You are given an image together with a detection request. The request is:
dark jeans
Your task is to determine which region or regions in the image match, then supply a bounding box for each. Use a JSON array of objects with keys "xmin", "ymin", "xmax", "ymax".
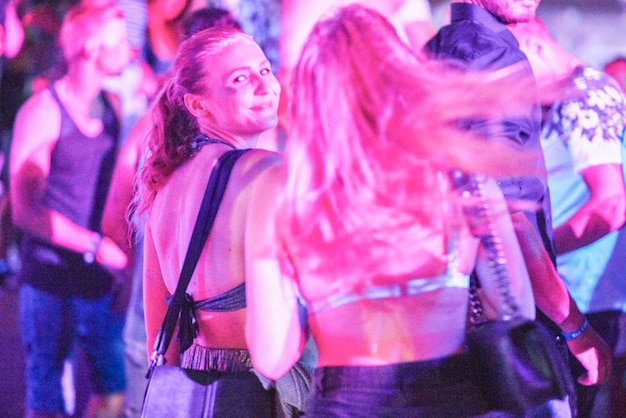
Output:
[
  {"xmin": 19, "ymin": 284, "xmax": 125, "ymax": 414},
  {"xmin": 305, "ymin": 354, "xmax": 489, "ymax": 417}
]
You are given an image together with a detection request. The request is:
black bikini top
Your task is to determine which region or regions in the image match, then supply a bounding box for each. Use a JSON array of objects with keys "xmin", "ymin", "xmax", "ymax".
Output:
[{"xmin": 187, "ymin": 282, "xmax": 246, "ymax": 313}]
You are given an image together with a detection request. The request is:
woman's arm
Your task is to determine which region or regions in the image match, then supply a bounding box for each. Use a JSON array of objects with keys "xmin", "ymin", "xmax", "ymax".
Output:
[
  {"xmin": 143, "ymin": 221, "xmax": 180, "ymax": 365},
  {"xmin": 245, "ymin": 166, "xmax": 306, "ymax": 380}
]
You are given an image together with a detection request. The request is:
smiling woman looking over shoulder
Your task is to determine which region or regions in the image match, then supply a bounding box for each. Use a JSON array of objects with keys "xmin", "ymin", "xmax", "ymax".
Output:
[{"xmin": 136, "ymin": 27, "xmax": 282, "ymax": 416}]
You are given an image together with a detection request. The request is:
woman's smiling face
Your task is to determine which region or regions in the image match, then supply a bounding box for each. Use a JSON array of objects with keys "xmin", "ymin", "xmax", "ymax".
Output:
[{"xmin": 198, "ymin": 39, "xmax": 280, "ymax": 139}]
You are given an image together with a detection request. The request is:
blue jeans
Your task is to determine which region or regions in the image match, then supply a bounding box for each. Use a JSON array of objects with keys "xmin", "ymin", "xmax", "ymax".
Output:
[
  {"xmin": 123, "ymin": 237, "xmax": 148, "ymax": 418},
  {"xmin": 19, "ymin": 284, "xmax": 126, "ymax": 413},
  {"xmin": 305, "ymin": 354, "xmax": 489, "ymax": 417}
]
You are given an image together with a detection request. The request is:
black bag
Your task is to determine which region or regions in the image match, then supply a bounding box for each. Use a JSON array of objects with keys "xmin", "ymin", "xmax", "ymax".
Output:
[
  {"xmin": 452, "ymin": 171, "xmax": 571, "ymax": 414},
  {"xmin": 466, "ymin": 317, "xmax": 570, "ymax": 413},
  {"xmin": 141, "ymin": 150, "xmax": 277, "ymax": 418},
  {"xmin": 142, "ymin": 366, "xmax": 276, "ymax": 417}
]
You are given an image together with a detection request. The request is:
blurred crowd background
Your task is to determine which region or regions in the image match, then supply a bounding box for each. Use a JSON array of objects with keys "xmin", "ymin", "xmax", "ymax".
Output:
[
  {"xmin": 2, "ymin": 0, "xmax": 626, "ymax": 163},
  {"xmin": 2, "ymin": 0, "xmax": 626, "ymax": 417}
]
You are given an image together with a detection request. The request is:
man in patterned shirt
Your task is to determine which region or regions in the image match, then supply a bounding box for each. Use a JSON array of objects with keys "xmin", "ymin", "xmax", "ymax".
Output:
[{"xmin": 511, "ymin": 17, "xmax": 626, "ymax": 418}]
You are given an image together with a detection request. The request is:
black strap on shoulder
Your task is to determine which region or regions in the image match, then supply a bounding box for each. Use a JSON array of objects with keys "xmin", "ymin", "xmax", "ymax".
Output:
[{"xmin": 150, "ymin": 149, "xmax": 250, "ymax": 368}]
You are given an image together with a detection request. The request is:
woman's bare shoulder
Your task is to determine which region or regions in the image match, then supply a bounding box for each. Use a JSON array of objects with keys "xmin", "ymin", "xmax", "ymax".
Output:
[{"xmin": 241, "ymin": 148, "xmax": 284, "ymax": 169}]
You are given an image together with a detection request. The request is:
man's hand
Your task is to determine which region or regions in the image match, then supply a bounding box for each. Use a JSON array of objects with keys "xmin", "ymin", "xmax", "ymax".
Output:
[
  {"xmin": 97, "ymin": 236, "xmax": 128, "ymax": 270},
  {"xmin": 566, "ymin": 324, "xmax": 612, "ymax": 385}
]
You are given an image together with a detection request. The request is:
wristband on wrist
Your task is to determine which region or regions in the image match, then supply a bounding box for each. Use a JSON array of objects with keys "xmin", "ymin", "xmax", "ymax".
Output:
[
  {"xmin": 561, "ymin": 317, "xmax": 589, "ymax": 341},
  {"xmin": 83, "ymin": 232, "xmax": 102, "ymax": 264}
]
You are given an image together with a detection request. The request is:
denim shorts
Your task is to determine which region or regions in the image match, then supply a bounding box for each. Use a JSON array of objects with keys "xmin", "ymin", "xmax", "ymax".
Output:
[
  {"xmin": 19, "ymin": 284, "xmax": 126, "ymax": 413},
  {"xmin": 305, "ymin": 353, "xmax": 490, "ymax": 417}
]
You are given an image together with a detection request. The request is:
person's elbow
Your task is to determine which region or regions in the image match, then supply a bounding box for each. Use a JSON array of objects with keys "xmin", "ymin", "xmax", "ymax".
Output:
[
  {"xmin": 250, "ymin": 351, "xmax": 296, "ymax": 381},
  {"xmin": 9, "ymin": 191, "xmax": 40, "ymax": 233},
  {"xmin": 601, "ymin": 191, "xmax": 626, "ymax": 231},
  {"xmin": 248, "ymin": 342, "xmax": 300, "ymax": 380},
  {"xmin": 246, "ymin": 322, "xmax": 303, "ymax": 380}
]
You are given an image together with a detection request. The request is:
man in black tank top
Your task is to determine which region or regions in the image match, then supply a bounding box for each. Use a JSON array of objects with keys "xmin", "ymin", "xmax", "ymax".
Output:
[{"xmin": 9, "ymin": 4, "xmax": 132, "ymax": 417}]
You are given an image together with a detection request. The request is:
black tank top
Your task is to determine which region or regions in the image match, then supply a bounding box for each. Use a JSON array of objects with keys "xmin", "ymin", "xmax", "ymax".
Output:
[
  {"xmin": 44, "ymin": 86, "xmax": 119, "ymax": 229},
  {"xmin": 19, "ymin": 85, "xmax": 120, "ymax": 298}
]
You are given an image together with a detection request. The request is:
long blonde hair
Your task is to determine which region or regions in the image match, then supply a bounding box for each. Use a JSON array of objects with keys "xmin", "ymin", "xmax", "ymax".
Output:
[{"xmin": 280, "ymin": 4, "xmax": 540, "ymax": 286}]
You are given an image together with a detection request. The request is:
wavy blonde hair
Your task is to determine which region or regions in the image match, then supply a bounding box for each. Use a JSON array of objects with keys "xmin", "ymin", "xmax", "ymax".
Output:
[
  {"xmin": 135, "ymin": 28, "xmax": 251, "ymax": 215},
  {"xmin": 280, "ymin": 4, "xmax": 541, "ymax": 285}
]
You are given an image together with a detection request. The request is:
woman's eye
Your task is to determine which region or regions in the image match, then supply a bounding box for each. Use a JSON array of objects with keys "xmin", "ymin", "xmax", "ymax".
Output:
[
  {"xmin": 260, "ymin": 68, "xmax": 271, "ymax": 76},
  {"xmin": 234, "ymin": 75, "xmax": 247, "ymax": 83}
]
